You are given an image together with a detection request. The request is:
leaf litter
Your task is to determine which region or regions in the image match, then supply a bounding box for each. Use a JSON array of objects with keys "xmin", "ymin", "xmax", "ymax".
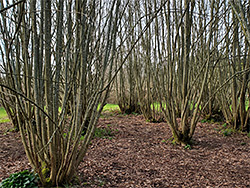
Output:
[{"xmin": 0, "ymin": 113, "xmax": 250, "ymax": 187}]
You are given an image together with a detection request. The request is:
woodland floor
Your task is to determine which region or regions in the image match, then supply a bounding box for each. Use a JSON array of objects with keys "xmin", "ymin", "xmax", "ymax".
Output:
[{"xmin": 0, "ymin": 112, "xmax": 250, "ymax": 187}]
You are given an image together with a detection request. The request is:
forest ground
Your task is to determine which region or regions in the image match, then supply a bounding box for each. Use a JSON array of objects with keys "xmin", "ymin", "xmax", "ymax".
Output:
[{"xmin": 0, "ymin": 111, "xmax": 250, "ymax": 187}]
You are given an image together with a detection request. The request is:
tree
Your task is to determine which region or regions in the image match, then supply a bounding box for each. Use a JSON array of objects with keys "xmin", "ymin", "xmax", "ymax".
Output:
[
  {"xmin": 154, "ymin": 0, "xmax": 223, "ymax": 145},
  {"xmin": 1, "ymin": 0, "xmax": 250, "ymax": 186},
  {"xmin": 0, "ymin": 0, "xmax": 122, "ymax": 186},
  {"xmin": 0, "ymin": 0, "xmax": 26, "ymax": 131},
  {"xmin": 0, "ymin": 0, "xmax": 167, "ymax": 186},
  {"xmin": 115, "ymin": 0, "xmax": 141, "ymax": 114},
  {"xmin": 227, "ymin": 0, "xmax": 250, "ymax": 131}
]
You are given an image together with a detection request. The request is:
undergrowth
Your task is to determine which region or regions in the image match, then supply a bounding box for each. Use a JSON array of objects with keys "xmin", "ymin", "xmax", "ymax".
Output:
[
  {"xmin": 0, "ymin": 170, "xmax": 38, "ymax": 188},
  {"xmin": 94, "ymin": 125, "xmax": 118, "ymax": 139},
  {"xmin": 214, "ymin": 123, "xmax": 234, "ymax": 137}
]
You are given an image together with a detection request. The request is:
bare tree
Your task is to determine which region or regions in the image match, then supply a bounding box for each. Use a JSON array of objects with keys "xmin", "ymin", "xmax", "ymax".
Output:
[
  {"xmin": 228, "ymin": 0, "xmax": 250, "ymax": 131},
  {"xmin": 0, "ymin": 0, "xmax": 123, "ymax": 186},
  {"xmin": 154, "ymin": 0, "xmax": 223, "ymax": 145},
  {"xmin": 0, "ymin": 0, "xmax": 167, "ymax": 186},
  {"xmin": 115, "ymin": 1, "xmax": 141, "ymax": 114}
]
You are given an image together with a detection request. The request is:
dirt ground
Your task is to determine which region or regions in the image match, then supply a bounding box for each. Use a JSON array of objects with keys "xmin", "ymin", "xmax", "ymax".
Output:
[{"xmin": 0, "ymin": 113, "xmax": 250, "ymax": 187}]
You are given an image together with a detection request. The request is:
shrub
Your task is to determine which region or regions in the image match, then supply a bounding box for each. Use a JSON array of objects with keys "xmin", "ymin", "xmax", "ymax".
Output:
[{"xmin": 0, "ymin": 170, "xmax": 38, "ymax": 188}]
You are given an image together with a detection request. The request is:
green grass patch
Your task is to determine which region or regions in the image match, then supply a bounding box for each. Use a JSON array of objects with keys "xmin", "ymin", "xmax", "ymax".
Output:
[
  {"xmin": 153, "ymin": 101, "xmax": 200, "ymax": 111},
  {"xmin": 148, "ymin": 103, "xmax": 166, "ymax": 113},
  {"xmin": 0, "ymin": 107, "xmax": 9, "ymax": 123},
  {"xmin": 0, "ymin": 119, "xmax": 10, "ymax": 123},
  {"xmin": 103, "ymin": 104, "xmax": 119, "ymax": 111},
  {"xmin": 151, "ymin": 102, "xmax": 201, "ymax": 112},
  {"xmin": 151, "ymin": 102, "xmax": 162, "ymax": 109},
  {"xmin": 246, "ymin": 100, "xmax": 249, "ymax": 110},
  {"xmin": 98, "ymin": 103, "xmax": 120, "ymax": 112},
  {"xmin": 190, "ymin": 102, "xmax": 201, "ymax": 111},
  {"xmin": 0, "ymin": 104, "xmax": 121, "ymax": 123},
  {"xmin": 0, "ymin": 107, "xmax": 8, "ymax": 118},
  {"xmin": 229, "ymin": 100, "xmax": 250, "ymax": 111}
]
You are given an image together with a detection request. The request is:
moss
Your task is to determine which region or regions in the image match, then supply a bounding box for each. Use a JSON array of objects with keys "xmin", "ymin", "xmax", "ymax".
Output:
[
  {"xmin": 171, "ymin": 133, "xmax": 192, "ymax": 146},
  {"xmin": 41, "ymin": 167, "xmax": 49, "ymax": 176},
  {"xmin": 45, "ymin": 177, "xmax": 51, "ymax": 183},
  {"xmin": 40, "ymin": 162, "xmax": 51, "ymax": 184}
]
